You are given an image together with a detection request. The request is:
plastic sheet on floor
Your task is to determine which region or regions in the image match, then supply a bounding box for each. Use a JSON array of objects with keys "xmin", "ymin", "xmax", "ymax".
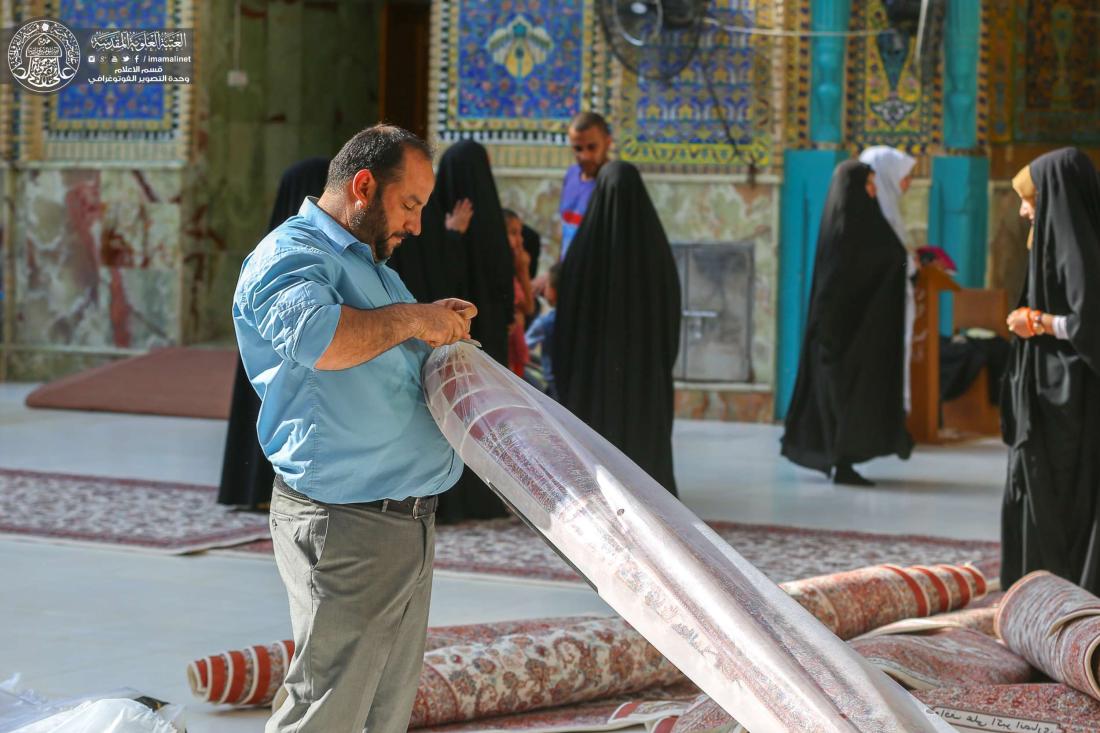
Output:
[{"xmin": 0, "ymin": 677, "xmax": 184, "ymax": 733}]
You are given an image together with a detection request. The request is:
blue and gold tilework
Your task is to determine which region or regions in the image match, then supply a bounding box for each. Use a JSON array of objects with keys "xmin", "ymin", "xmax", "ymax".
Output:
[
  {"xmin": 615, "ymin": 0, "xmax": 773, "ymax": 170},
  {"xmin": 433, "ymin": 0, "xmax": 606, "ymax": 166},
  {"xmin": 53, "ymin": 0, "xmax": 168, "ymax": 126},
  {"xmin": 844, "ymin": 0, "xmax": 942, "ymax": 154},
  {"xmin": 18, "ymin": 0, "xmax": 192, "ymax": 162}
]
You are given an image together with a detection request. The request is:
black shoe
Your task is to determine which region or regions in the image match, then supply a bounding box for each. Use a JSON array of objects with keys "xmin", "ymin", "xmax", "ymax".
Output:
[{"xmin": 833, "ymin": 464, "xmax": 875, "ymax": 486}]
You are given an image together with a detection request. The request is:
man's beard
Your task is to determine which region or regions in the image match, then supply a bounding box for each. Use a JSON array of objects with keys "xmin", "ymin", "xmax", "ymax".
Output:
[{"xmin": 350, "ymin": 188, "xmax": 404, "ymax": 260}]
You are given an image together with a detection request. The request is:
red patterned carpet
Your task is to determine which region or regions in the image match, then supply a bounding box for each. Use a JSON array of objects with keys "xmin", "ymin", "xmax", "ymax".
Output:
[
  {"xmin": 0, "ymin": 468, "xmax": 270, "ymax": 554},
  {"xmin": 226, "ymin": 517, "xmax": 1000, "ymax": 586}
]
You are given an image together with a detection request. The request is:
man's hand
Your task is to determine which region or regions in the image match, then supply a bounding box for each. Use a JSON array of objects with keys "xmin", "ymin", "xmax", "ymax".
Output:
[
  {"xmin": 1006, "ymin": 307, "xmax": 1034, "ymax": 339},
  {"xmin": 445, "ymin": 199, "xmax": 474, "ymax": 235},
  {"xmin": 416, "ymin": 299, "xmax": 477, "ymax": 348},
  {"xmin": 434, "ymin": 298, "xmax": 478, "ymax": 321}
]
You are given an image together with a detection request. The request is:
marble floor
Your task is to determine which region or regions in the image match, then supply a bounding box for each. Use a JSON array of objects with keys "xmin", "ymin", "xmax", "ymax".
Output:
[{"xmin": 0, "ymin": 382, "xmax": 1006, "ymax": 732}]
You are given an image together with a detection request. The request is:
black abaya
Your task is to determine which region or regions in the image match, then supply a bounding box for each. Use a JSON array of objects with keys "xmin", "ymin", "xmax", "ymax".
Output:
[
  {"xmin": 431, "ymin": 140, "xmax": 514, "ymax": 366},
  {"xmin": 218, "ymin": 157, "xmax": 329, "ymax": 508},
  {"xmin": 387, "ymin": 196, "xmax": 467, "ymax": 304},
  {"xmin": 781, "ymin": 160, "xmax": 912, "ymax": 474},
  {"xmin": 521, "ymin": 223, "xmax": 542, "ymax": 326},
  {"xmin": 521, "ymin": 224, "xmax": 540, "ymax": 279},
  {"xmin": 552, "ymin": 161, "xmax": 682, "ymax": 495},
  {"xmin": 1000, "ymin": 147, "xmax": 1100, "ymax": 593}
]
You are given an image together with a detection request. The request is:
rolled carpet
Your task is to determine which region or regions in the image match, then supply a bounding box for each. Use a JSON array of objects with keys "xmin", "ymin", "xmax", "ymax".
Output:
[
  {"xmin": 780, "ymin": 563, "xmax": 988, "ymax": 640},
  {"xmin": 996, "ymin": 570, "xmax": 1100, "ymax": 701},
  {"xmin": 191, "ymin": 563, "xmax": 987, "ymax": 723},
  {"xmin": 188, "ymin": 616, "xmax": 602, "ymax": 708},
  {"xmin": 188, "ymin": 639, "xmax": 293, "ymax": 708},
  {"xmin": 409, "ymin": 617, "xmax": 684, "ymax": 727},
  {"xmin": 189, "ymin": 615, "xmax": 684, "ymax": 727},
  {"xmin": 853, "ymin": 606, "xmax": 998, "ymax": 639}
]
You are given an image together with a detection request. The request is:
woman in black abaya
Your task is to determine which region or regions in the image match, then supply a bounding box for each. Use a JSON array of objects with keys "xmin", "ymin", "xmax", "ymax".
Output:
[
  {"xmin": 430, "ymin": 139, "xmax": 515, "ymax": 366},
  {"xmin": 780, "ymin": 160, "xmax": 912, "ymax": 486},
  {"xmin": 1000, "ymin": 148, "xmax": 1100, "ymax": 593},
  {"xmin": 218, "ymin": 157, "xmax": 329, "ymax": 508},
  {"xmin": 386, "ymin": 191, "xmax": 468, "ymax": 303},
  {"xmin": 553, "ymin": 161, "xmax": 682, "ymax": 495}
]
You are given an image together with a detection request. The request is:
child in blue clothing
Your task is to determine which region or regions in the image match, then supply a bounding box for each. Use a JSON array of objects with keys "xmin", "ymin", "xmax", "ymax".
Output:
[{"xmin": 525, "ymin": 262, "xmax": 562, "ymax": 399}]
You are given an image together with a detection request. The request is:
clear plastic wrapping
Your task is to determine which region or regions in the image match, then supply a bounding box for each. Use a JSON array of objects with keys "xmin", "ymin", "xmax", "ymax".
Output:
[{"xmin": 423, "ymin": 343, "xmax": 954, "ymax": 732}]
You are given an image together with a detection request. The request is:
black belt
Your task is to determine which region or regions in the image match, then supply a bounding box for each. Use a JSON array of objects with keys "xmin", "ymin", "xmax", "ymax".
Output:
[
  {"xmin": 274, "ymin": 476, "xmax": 437, "ymax": 519},
  {"xmin": 361, "ymin": 495, "xmax": 438, "ymax": 519}
]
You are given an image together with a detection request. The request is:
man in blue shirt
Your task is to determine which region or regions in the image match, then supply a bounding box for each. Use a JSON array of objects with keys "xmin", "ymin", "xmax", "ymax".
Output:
[
  {"xmin": 558, "ymin": 111, "xmax": 612, "ymax": 260},
  {"xmin": 234, "ymin": 124, "xmax": 474, "ymax": 733}
]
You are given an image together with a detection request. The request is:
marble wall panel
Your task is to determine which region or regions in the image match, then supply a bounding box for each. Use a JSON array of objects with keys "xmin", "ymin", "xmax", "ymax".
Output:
[
  {"xmin": 675, "ymin": 389, "xmax": 775, "ymax": 423},
  {"xmin": 899, "ymin": 179, "xmax": 931, "ymax": 248},
  {"xmin": 14, "ymin": 169, "xmax": 178, "ymax": 351},
  {"xmin": 5, "ymin": 350, "xmax": 123, "ymax": 383},
  {"xmin": 647, "ymin": 179, "xmax": 776, "ymax": 386}
]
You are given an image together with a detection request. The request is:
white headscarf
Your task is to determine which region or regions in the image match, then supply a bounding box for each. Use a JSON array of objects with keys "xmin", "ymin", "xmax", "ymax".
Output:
[{"xmin": 859, "ymin": 146, "xmax": 916, "ymax": 246}]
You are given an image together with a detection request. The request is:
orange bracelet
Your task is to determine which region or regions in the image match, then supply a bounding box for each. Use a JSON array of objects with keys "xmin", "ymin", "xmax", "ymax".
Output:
[{"xmin": 1031, "ymin": 309, "xmax": 1046, "ymax": 336}]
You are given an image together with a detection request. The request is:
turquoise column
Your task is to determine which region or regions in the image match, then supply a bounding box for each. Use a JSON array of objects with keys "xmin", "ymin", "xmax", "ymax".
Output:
[
  {"xmin": 777, "ymin": 149, "xmax": 847, "ymax": 418},
  {"xmin": 929, "ymin": 0, "xmax": 988, "ymax": 334},
  {"xmin": 776, "ymin": 0, "xmax": 851, "ymax": 419},
  {"xmin": 808, "ymin": 0, "xmax": 852, "ymax": 143}
]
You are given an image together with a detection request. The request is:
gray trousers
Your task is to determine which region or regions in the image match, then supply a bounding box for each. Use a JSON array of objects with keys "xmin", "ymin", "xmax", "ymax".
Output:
[{"xmin": 266, "ymin": 482, "xmax": 435, "ymax": 733}]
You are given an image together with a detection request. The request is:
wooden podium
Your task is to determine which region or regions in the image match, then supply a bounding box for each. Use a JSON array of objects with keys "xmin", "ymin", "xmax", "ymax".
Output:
[
  {"xmin": 941, "ymin": 288, "xmax": 1009, "ymax": 437},
  {"xmin": 908, "ymin": 264, "xmax": 1010, "ymax": 444},
  {"xmin": 907, "ymin": 265, "xmax": 960, "ymax": 444}
]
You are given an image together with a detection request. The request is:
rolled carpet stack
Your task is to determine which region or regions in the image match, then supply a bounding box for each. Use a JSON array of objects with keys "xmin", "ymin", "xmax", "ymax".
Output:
[
  {"xmin": 780, "ymin": 563, "xmax": 987, "ymax": 640},
  {"xmin": 996, "ymin": 570, "xmax": 1100, "ymax": 700}
]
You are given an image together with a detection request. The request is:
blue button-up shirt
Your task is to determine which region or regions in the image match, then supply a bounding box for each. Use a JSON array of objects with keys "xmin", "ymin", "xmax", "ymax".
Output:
[{"xmin": 232, "ymin": 197, "xmax": 462, "ymax": 503}]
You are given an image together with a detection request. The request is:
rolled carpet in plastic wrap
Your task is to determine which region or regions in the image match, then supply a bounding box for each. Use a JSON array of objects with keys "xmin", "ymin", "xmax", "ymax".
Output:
[
  {"xmin": 779, "ymin": 563, "xmax": 988, "ymax": 641},
  {"xmin": 423, "ymin": 342, "xmax": 954, "ymax": 732},
  {"xmin": 996, "ymin": 570, "xmax": 1100, "ymax": 701},
  {"xmin": 188, "ymin": 616, "xmax": 605, "ymax": 708}
]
